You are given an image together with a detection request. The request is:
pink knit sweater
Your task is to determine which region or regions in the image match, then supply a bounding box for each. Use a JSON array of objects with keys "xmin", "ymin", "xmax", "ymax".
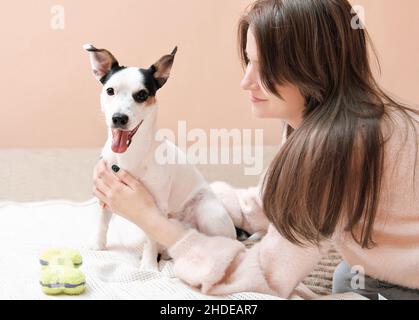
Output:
[{"xmin": 168, "ymin": 108, "xmax": 419, "ymax": 298}]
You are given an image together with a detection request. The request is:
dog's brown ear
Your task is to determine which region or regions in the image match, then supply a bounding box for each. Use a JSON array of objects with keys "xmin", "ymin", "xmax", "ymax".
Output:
[
  {"xmin": 151, "ymin": 46, "xmax": 177, "ymax": 89},
  {"xmin": 83, "ymin": 44, "xmax": 119, "ymax": 82}
]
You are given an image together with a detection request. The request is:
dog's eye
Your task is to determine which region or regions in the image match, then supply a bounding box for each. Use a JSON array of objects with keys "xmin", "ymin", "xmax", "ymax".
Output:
[
  {"xmin": 133, "ymin": 90, "xmax": 149, "ymax": 103},
  {"xmin": 106, "ymin": 88, "xmax": 115, "ymax": 96}
]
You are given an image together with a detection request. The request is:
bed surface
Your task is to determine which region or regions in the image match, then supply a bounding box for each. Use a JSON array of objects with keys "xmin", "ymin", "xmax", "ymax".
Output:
[{"xmin": 0, "ymin": 148, "xmax": 342, "ymax": 298}]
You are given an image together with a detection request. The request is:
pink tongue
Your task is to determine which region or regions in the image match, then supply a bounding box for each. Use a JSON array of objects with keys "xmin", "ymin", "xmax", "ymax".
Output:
[{"xmin": 111, "ymin": 129, "xmax": 130, "ymax": 153}]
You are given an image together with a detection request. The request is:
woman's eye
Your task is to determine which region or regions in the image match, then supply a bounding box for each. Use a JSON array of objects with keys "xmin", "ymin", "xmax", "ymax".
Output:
[
  {"xmin": 106, "ymin": 88, "xmax": 115, "ymax": 96},
  {"xmin": 133, "ymin": 90, "xmax": 149, "ymax": 103}
]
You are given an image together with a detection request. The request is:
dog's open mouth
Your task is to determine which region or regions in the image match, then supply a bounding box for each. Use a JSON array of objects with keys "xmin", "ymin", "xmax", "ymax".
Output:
[{"xmin": 111, "ymin": 120, "xmax": 143, "ymax": 154}]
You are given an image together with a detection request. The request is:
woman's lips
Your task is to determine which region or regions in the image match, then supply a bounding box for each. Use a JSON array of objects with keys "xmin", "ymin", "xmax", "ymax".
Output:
[{"xmin": 250, "ymin": 95, "xmax": 268, "ymax": 103}]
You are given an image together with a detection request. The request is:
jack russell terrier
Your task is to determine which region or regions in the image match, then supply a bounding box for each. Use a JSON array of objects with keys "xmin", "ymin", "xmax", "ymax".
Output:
[{"xmin": 84, "ymin": 44, "xmax": 237, "ymax": 271}]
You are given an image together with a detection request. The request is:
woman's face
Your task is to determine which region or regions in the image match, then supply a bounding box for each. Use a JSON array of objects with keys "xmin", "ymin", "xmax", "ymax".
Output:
[{"xmin": 240, "ymin": 29, "xmax": 305, "ymax": 129}]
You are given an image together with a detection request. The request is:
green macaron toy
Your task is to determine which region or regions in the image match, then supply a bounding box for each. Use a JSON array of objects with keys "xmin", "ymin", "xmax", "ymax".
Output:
[{"xmin": 39, "ymin": 248, "xmax": 86, "ymax": 295}]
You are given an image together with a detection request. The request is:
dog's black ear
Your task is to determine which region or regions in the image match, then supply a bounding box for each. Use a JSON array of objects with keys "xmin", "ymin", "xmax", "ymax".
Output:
[
  {"xmin": 151, "ymin": 46, "xmax": 177, "ymax": 89},
  {"xmin": 83, "ymin": 44, "xmax": 119, "ymax": 82}
]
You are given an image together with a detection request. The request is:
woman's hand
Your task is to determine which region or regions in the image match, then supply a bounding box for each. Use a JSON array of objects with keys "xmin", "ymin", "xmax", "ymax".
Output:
[
  {"xmin": 92, "ymin": 160, "xmax": 187, "ymax": 247},
  {"xmin": 93, "ymin": 160, "xmax": 157, "ymax": 225}
]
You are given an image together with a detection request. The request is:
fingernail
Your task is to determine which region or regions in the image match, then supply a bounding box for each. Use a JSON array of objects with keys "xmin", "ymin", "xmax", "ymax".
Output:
[{"xmin": 111, "ymin": 165, "xmax": 120, "ymax": 173}]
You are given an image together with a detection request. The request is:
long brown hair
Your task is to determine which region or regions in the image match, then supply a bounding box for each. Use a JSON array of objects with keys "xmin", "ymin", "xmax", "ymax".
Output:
[{"xmin": 238, "ymin": 0, "xmax": 419, "ymax": 248}]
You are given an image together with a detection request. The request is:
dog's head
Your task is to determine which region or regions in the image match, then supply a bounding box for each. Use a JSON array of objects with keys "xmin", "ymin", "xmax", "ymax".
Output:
[{"xmin": 83, "ymin": 44, "xmax": 177, "ymax": 153}]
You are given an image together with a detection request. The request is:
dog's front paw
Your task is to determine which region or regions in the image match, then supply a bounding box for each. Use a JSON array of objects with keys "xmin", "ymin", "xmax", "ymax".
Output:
[
  {"xmin": 89, "ymin": 243, "xmax": 106, "ymax": 251},
  {"xmin": 88, "ymin": 235, "xmax": 108, "ymax": 251},
  {"xmin": 139, "ymin": 259, "xmax": 159, "ymax": 272},
  {"xmin": 139, "ymin": 253, "xmax": 159, "ymax": 272}
]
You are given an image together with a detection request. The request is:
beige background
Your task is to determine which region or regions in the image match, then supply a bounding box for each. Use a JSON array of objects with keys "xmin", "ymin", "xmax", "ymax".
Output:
[
  {"xmin": 0, "ymin": 1, "xmax": 411, "ymax": 295},
  {"xmin": 0, "ymin": 0, "xmax": 418, "ymax": 148}
]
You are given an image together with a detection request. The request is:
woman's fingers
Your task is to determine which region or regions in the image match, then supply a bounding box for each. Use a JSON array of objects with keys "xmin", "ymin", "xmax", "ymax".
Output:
[
  {"xmin": 93, "ymin": 160, "xmax": 109, "ymax": 209},
  {"xmin": 93, "ymin": 159, "xmax": 104, "ymax": 179},
  {"xmin": 93, "ymin": 186, "xmax": 107, "ymax": 205},
  {"xmin": 112, "ymin": 167, "xmax": 139, "ymax": 190},
  {"xmin": 94, "ymin": 176, "xmax": 112, "ymax": 196},
  {"xmin": 99, "ymin": 164, "xmax": 122, "ymax": 187},
  {"xmin": 93, "ymin": 161, "xmax": 113, "ymax": 196}
]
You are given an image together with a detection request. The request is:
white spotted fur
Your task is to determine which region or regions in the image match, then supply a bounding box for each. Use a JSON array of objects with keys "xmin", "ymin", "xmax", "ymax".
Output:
[{"xmin": 87, "ymin": 50, "xmax": 236, "ymax": 271}]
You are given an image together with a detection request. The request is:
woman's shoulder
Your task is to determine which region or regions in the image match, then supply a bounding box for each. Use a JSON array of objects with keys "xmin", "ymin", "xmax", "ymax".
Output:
[
  {"xmin": 381, "ymin": 106, "xmax": 419, "ymax": 145},
  {"xmin": 379, "ymin": 106, "xmax": 418, "ymax": 206},
  {"xmin": 381, "ymin": 106, "xmax": 418, "ymax": 164}
]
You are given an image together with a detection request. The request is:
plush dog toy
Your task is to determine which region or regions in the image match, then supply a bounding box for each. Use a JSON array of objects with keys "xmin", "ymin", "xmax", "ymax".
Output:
[{"xmin": 39, "ymin": 249, "xmax": 86, "ymax": 295}]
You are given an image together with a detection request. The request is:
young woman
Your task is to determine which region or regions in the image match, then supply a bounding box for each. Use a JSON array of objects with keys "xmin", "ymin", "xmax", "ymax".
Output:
[{"xmin": 92, "ymin": 0, "xmax": 419, "ymax": 299}]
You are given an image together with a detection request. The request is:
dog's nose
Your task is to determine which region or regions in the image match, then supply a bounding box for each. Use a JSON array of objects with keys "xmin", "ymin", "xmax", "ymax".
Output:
[{"xmin": 112, "ymin": 113, "xmax": 129, "ymax": 127}]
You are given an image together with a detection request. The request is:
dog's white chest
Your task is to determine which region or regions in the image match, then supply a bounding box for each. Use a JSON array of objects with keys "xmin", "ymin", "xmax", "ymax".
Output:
[{"xmin": 101, "ymin": 139, "xmax": 206, "ymax": 215}]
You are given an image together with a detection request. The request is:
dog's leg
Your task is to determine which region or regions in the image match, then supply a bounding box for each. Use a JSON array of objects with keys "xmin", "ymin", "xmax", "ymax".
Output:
[
  {"xmin": 195, "ymin": 193, "xmax": 237, "ymax": 240},
  {"xmin": 90, "ymin": 203, "xmax": 113, "ymax": 250},
  {"xmin": 139, "ymin": 237, "xmax": 159, "ymax": 272}
]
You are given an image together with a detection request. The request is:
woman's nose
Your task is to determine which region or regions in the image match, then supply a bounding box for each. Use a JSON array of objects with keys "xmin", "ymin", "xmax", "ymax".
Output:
[{"xmin": 240, "ymin": 65, "xmax": 260, "ymax": 91}]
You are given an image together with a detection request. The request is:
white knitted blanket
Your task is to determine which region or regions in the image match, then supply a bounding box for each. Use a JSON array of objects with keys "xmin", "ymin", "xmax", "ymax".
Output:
[{"xmin": 0, "ymin": 198, "xmax": 282, "ymax": 300}]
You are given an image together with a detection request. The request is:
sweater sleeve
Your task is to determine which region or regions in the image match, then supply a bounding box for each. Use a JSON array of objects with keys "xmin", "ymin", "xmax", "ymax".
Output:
[
  {"xmin": 209, "ymin": 182, "xmax": 269, "ymax": 234},
  {"xmin": 168, "ymin": 224, "xmax": 331, "ymax": 298}
]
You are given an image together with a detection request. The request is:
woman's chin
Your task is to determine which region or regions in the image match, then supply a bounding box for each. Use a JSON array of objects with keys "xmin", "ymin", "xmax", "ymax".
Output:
[{"xmin": 251, "ymin": 102, "xmax": 271, "ymax": 118}]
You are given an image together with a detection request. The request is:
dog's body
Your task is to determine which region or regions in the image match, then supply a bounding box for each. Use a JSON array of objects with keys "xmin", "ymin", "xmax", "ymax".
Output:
[{"xmin": 84, "ymin": 44, "xmax": 236, "ymax": 271}]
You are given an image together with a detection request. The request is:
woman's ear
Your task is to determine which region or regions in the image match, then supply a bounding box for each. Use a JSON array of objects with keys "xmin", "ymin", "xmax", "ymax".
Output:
[
  {"xmin": 151, "ymin": 46, "xmax": 177, "ymax": 89},
  {"xmin": 83, "ymin": 43, "xmax": 119, "ymax": 82}
]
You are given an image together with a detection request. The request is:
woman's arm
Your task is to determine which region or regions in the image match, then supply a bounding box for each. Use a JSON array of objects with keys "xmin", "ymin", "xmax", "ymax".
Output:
[
  {"xmin": 210, "ymin": 181, "xmax": 269, "ymax": 234},
  {"xmin": 92, "ymin": 160, "xmax": 188, "ymax": 247},
  {"xmin": 168, "ymin": 224, "xmax": 330, "ymax": 297},
  {"xmin": 136, "ymin": 205, "xmax": 188, "ymax": 248},
  {"xmin": 93, "ymin": 160, "xmax": 330, "ymax": 298}
]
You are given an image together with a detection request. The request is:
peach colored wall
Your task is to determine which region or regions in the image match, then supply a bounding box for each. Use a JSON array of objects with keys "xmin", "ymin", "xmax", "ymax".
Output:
[{"xmin": 0, "ymin": 0, "xmax": 418, "ymax": 148}]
